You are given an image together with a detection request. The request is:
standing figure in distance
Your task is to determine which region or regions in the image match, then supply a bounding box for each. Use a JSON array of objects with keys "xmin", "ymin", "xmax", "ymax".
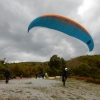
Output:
[
  {"xmin": 62, "ymin": 68, "xmax": 68, "ymax": 86},
  {"xmin": 5, "ymin": 69, "xmax": 10, "ymax": 84},
  {"xmin": 20, "ymin": 75, "xmax": 23, "ymax": 79}
]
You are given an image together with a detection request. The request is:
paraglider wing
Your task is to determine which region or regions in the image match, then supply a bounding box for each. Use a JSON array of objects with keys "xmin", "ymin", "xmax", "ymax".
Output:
[{"xmin": 28, "ymin": 14, "xmax": 94, "ymax": 51}]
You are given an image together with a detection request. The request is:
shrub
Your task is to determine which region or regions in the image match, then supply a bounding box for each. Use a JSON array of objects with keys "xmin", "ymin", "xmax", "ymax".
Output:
[
  {"xmin": 0, "ymin": 74, "xmax": 4, "ymax": 80},
  {"xmin": 89, "ymin": 67, "xmax": 100, "ymax": 79},
  {"xmin": 73, "ymin": 63, "xmax": 91, "ymax": 77}
]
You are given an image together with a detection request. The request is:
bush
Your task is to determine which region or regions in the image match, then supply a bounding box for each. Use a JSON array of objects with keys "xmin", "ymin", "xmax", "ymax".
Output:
[
  {"xmin": 0, "ymin": 74, "xmax": 4, "ymax": 80},
  {"xmin": 89, "ymin": 67, "xmax": 100, "ymax": 79},
  {"xmin": 70, "ymin": 62, "xmax": 100, "ymax": 79},
  {"xmin": 73, "ymin": 63, "xmax": 91, "ymax": 77}
]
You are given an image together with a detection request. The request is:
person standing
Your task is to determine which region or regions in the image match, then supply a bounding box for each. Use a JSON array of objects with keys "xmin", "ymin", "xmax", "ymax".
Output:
[
  {"xmin": 62, "ymin": 68, "xmax": 68, "ymax": 86},
  {"xmin": 20, "ymin": 75, "xmax": 23, "ymax": 79},
  {"xmin": 5, "ymin": 69, "xmax": 10, "ymax": 84}
]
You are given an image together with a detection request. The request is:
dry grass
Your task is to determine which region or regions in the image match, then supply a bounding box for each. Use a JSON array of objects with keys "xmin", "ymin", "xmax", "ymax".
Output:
[
  {"xmin": 0, "ymin": 97, "xmax": 21, "ymax": 100},
  {"xmin": 86, "ymin": 78, "xmax": 100, "ymax": 84},
  {"xmin": 76, "ymin": 76, "xmax": 100, "ymax": 84}
]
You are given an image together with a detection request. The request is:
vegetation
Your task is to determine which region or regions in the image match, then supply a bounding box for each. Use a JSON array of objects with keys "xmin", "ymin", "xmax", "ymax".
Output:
[
  {"xmin": 48, "ymin": 55, "xmax": 66, "ymax": 76},
  {"xmin": 0, "ymin": 54, "xmax": 100, "ymax": 84},
  {"xmin": 66, "ymin": 55, "xmax": 100, "ymax": 79}
]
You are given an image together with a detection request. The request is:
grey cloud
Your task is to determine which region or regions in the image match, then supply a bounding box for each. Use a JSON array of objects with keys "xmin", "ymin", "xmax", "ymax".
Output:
[{"xmin": 0, "ymin": 0, "xmax": 99, "ymax": 62}]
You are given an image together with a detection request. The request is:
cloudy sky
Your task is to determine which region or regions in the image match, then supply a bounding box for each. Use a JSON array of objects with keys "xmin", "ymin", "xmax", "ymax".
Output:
[{"xmin": 0, "ymin": 0, "xmax": 100, "ymax": 63}]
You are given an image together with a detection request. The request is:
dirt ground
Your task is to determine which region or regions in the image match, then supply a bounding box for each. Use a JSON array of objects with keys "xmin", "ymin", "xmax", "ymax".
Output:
[{"xmin": 0, "ymin": 77, "xmax": 100, "ymax": 100}]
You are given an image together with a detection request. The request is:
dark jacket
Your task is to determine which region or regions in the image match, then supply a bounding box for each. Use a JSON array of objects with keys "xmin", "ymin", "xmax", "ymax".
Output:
[
  {"xmin": 62, "ymin": 70, "xmax": 68, "ymax": 78},
  {"xmin": 5, "ymin": 70, "xmax": 10, "ymax": 77}
]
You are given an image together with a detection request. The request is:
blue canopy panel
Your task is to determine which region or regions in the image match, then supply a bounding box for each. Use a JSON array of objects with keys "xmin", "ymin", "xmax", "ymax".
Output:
[{"xmin": 28, "ymin": 15, "xmax": 94, "ymax": 51}]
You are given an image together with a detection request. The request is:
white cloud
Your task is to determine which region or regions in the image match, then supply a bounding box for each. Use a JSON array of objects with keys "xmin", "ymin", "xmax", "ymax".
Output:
[{"xmin": 78, "ymin": 0, "xmax": 94, "ymax": 17}]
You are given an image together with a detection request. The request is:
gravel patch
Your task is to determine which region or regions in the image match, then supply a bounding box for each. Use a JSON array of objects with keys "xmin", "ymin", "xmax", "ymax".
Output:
[{"xmin": 0, "ymin": 78, "xmax": 100, "ymax": 100}]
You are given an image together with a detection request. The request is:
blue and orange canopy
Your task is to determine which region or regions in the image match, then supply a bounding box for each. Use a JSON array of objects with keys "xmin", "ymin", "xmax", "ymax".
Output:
[{"xmin": 28, "ymin": 14, "xmax": 94, "ymax": 51}]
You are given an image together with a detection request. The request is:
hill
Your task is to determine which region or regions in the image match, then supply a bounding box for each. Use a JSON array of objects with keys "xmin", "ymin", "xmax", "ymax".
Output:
[
  {"xmin": 0, "ymin": 55, "xmax": 100, "ymax": 84},
  {"xmin": 66, "ymin": 55, "xmax": 100, "ymax": 69}
]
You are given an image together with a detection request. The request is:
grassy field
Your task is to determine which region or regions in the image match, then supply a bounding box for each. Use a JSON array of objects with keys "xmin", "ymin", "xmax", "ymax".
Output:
[{"xmin": 0, "ymin": 78, "xmax": 100, "ymax": 100}]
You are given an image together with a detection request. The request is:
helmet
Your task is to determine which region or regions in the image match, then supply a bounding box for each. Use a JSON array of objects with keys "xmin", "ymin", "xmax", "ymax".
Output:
[{"xmin": 65, "ymin": 68, "xmax": 67, "ymax": 71}]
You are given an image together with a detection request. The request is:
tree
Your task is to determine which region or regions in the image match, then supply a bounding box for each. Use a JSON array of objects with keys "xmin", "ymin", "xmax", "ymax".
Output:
[
  {"xmin": 48, "ymin": 55, "xmax": 66, "ymax": 76},
  {"xmin": 74, "ymin": 63, "xmax": 91, "ymax": 77}
]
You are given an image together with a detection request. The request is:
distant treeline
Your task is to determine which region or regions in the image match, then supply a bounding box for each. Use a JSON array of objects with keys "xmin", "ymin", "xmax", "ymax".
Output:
[
  {"xmin": 66, "ymin": 55, "xmax": 100, "ymax": 79},
  {"xmin": 0, "ymin": 55, "xmax": 100, "ymax": 82}
]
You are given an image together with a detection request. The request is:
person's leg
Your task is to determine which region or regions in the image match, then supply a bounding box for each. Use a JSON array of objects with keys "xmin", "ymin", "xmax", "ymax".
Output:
[
  {"xmin": 62, "ymin": 76, "xmax": 64, "ymax": 82},
  {"xmin": 5, "ymin": 77, "xmax": 7, "ymax": 83},
  {"xmin": 63, "ymin": 77, "xmax": 65, "ymax": 86},
  {"xmin": 5, "ymin": 77, "xmax": 9, "ymax": 83},
  {"xmin": 62, "ymin": 76, "xmax": 65, "ymax": 86}
]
